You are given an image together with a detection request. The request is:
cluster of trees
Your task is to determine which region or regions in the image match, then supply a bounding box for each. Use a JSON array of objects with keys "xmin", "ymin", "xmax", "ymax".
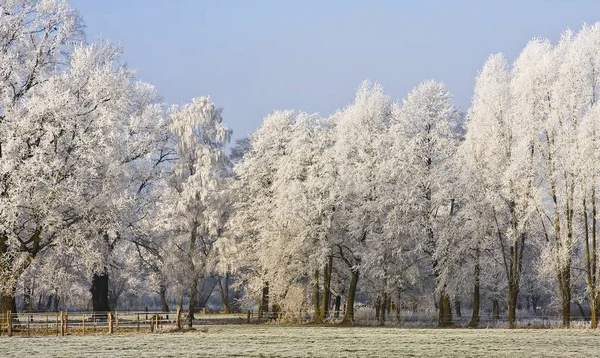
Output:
[{"xmin": 2, "ymin": 1, "xmax": 600, "ymax": 329}]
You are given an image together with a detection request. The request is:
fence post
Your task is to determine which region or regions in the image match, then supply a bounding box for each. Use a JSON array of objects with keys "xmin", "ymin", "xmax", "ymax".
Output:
[
  {"xmin": 176, "ymin": 306, "xmax": 182, "ymax": 330},
  {"xmin": 7, "ymin": 311, "xmax": 12, "ymax": 337},
  {"xmin": 247, "ymin": 310, "xmax": 251, "ymax": 324},
  {"xmin": 137, "ymin": 313, "xmax": 140, "ymax": 332},
  {"xmin": 60, "ymin": 311, "xmax": 65, "ymax": 336},
  {"xmin": 46, "ymin": 312, "xmax": 49, "ymax": 335},
  {"xmin": 82, "ymin": 313, "xmax": 86, "ymax": 335},
  {"xmin": 64, "ymin": 310, "xmax": 68, "ymax": 334},
  {"xmin": 155, "ymin": 314, "xmax": 159, "ymax": 331},
  {"xmin": 56, "ymin": 313, "xmax": 59, "ymax": 336},
  {"xmin": 107, "ymin": 312, "xmax": 113, "ymax": 335}
]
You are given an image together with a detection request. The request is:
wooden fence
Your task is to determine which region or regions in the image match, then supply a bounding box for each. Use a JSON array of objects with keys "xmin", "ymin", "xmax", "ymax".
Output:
[{"xmin": 0, "ymin": 308, "xmax": 184, "ymax": 337}]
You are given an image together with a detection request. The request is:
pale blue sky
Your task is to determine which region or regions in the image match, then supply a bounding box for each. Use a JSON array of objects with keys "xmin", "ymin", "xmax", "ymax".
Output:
[{"xmin": 72, "ymin": 0, "xmax": 600, "ymax": 140}]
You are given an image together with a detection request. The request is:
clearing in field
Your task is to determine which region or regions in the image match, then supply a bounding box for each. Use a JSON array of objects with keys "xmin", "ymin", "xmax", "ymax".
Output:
[{"xmin": 1, "ymin": 325, "xmax": 600, "ymax": 357}]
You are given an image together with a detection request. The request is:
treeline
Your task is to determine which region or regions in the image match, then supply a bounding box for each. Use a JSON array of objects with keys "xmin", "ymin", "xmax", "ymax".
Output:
[{"xmin": 2, "ymin": 0, "xmax": 600, "ymax": 328}]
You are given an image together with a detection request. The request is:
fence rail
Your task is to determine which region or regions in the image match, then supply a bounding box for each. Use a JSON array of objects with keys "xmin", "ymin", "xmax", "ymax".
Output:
[
  {"xmin": 0, "ymin": 310, "xmax": 182, "ymax": 337},
  {"xmin": 0, "ymin": 309, "xmax": 595, "ymax": 337}
]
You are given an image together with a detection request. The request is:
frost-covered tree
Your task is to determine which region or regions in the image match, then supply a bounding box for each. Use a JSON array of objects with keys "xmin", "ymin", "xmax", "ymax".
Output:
[
  {"xmin": 0, "ymin": 0, "xmax": 168, "ymax": 316},
  {"xmin": 330, "ymin": 81, "xmax": 393, "ymax": 323},
  {"xmin": 392, "ymin": 80, "xmax": 460, "ymax": 326},
  {"xmin": 156, "ymin": 97, "xmax": 231, "ymax": 322}
]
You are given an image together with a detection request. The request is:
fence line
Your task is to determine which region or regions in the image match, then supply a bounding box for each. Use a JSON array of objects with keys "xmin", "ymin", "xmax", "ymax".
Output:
[
  {"xmin": 0, "ymin": 309, "xmax": 596, "ymax": 337},
  {"xmin": 0, "ymin": 310, "xmax": 183, "ymax": 337}
]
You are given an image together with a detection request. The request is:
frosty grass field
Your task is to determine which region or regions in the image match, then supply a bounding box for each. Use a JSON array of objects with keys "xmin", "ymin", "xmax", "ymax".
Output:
[{"xmin": 2, "ymin": 325, "xmax": 600, "ymax": 357}]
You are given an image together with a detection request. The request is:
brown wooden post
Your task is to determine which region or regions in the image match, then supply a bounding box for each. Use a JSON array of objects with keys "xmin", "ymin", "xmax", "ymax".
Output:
[
  {"xmin": 154, "ymin": 314, "xmax": 158, "ymax": 331},
  {"xmin": 176, "ymin": 306, "xmax": 182, "ymax": 330},
  {"xmin": 64, "ymin": 310, "xmax": 68, "ymax": 334},
  {"xmin": 136, "ymin": 313, "xmax": 140, "ymax": 332},
  {"xmin": 107, "ymin": 312, "xmax": 113, "ymax": 335},
  {"xmin": 247, "ymin": 310, "xmax": 251, "ymax": 324},
  {"xmin": 60, "ymin": 311, "xmax": 65, "ymax": 336},
  {"xmin": 7, "ymin": 311, "xmax": 12, "ymax": 337}
]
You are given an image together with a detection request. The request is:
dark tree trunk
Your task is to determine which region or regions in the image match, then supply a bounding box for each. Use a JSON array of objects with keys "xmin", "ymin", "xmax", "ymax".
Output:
[
  {"xmin": 46, "ymin": 295, "xmax": 53, "ymax": 311},
  {"xmin": 492, "ymin": 299, "xmax": 500, "ymax": 320},
  {"xmin": 438, "ymin": 293, "xmax": 452, "ymax": 326},
  {"xmin": 313, "ymin": 269, "xmax": 321, "ymax": 323},
  {"xmin": 561, "ymin": 268, "xmax": 571, "ymax": 328},
  {"xmin": 342, "ymin": 269, "xmax": 359, "ymax": 324},
  {"xmin": 1, "ymin": 292, "xmax": 17, "ymax": 320},
  {"xmin": 260, "ymin": 281, "xmax": 269, "ymax": 321},
  {"xmin": 159, "ymin": 284, "xmax": 169, "ymax": 313},
  {"xmin": 188, "ymin": 276, "xmax": 199, "ymax": 325},
  {"xmin": 217, "ymin": 274, "xmax": 231, "ymax": 314},
  {"xmin": 334, "ymin": 295, "xmax": 341, "ymax": 319},
  {"xmin": 321, "ymin": 256, "xmax": 333, "ymax": 320},
  {"xmin": 508, "ymin": 284, "xmax": 519, "ymax": 328},
  {"xmin": 469, "ymin": 245, "xmax": 481, "ymax": 327},
  {"xmin": 91, "ymin": 272, "xmax": 110, "ymax": 315},
  {"xmin": 379, "ymin": 291, "xmax": 387, "ymax": 326}
]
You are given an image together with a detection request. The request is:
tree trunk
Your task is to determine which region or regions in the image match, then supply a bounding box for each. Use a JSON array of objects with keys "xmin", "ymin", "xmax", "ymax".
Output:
[
  {"xmin": 379, "ymin": 291, "xmax": 387, "ymax": 326},
  {"xmin": 492, "ymin": 299, "xmax": 500, "ymax": 320},
  {"xmin": 188, "ymin": 276, "xmax": 199, "ymax": 325},
  {"xmin": 260, "ymin": 281, "xmax": 269, "ymax": 321},
  {"xmin": 334, "ymin": 295, "xmax": 341, "ymax": 319},
  {"xmin": 159, "ymin": 284, "xmax": 169, "ymax": 313},
  {"xmin": 53, "ymin": 293, "xmax": 60, "ymax": 312},
  {"xmin": 217, "ymin": 274, "xmax": 231, "ymax": 314},
  {"xmin": 560, "ymin": 266, "xmax": 571, "ymax": 328},
  {"xmin": 313, "ymin": 269, "xmax": 321, "ymax": 323},
  {"xmin": 1, "ymin": 292, "xmax": 17, "ymax": 323},
  {"xmin": 91, "ymin": 272, "xmax": 110, "ymax": 316},
  {"xmin": 508, "ymin": 283, "xmax": 518, "ymax": 328},
  {"xmin": 591, "ymin": 299, "xmax": 598, "ymax": 329},
  {"xmin": 321, "ymin": 256, "xmax": 333, "ymax": 320},
  {"xmin": 341, "ymin": 269, "xmax": 359, "ymax": 324},
  {"xmin": 438, "ymin": 293, "xmax": 452, "ymax": 327},
  {"xmin": 469, "ymin": 245, "xmax": 481, "ymax": 328}
]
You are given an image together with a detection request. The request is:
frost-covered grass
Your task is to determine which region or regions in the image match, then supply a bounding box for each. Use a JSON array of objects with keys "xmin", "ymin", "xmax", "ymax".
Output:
[{"xmin": 2, "ymin": 325, "xmax": 600, "ymax": 357}]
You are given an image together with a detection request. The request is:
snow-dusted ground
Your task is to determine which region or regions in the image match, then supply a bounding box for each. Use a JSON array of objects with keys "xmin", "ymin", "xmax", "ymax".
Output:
[{"xmin": 2, "ymin": 325, "xmax": 600, "ymax": 357}]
